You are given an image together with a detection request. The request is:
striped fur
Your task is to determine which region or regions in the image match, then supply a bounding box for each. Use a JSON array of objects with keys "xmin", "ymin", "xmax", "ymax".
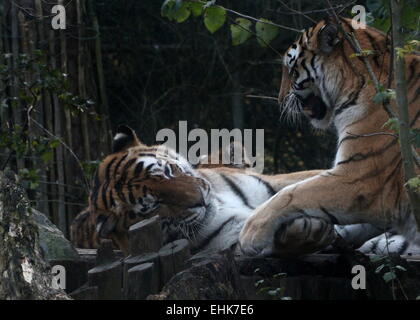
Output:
[
  {"xmin": 70, "ymin": 208, "xmax": 102, "ymax": 249},
  {"xmin": 70, "ymin": 126, "xmax": 419, "ymax": 256},
  {"xmin": 70, "ymin": 125, "xmax": 323, "ymax": 255},
  {"xmin": 335, "ymin": 224, "xmax": 420, "ymax": 255},
  {"xmin": 239, "ymin": 17, "xmax": 420, "ymax": 257}
]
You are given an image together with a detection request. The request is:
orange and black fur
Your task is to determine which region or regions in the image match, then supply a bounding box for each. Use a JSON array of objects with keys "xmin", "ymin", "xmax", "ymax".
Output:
[{"xmin": 239, "ymin": 17, "xmax": 420, "ymax": 257}]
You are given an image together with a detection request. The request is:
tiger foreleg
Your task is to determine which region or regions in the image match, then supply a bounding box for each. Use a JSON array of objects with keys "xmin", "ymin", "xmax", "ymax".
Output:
[{"xmin": 239, "ymin": 172, "xmax": 373, "ymax": 257}]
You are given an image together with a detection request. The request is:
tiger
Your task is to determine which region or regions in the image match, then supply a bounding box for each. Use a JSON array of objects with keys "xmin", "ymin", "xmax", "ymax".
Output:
[
  {"xmin": 238, "ymin": 16, "xmax": 420, "ymax": 257},
  {"xmin": 78, "ymin": 124, "xmax": 324, "ymax": 256},
  {"xmin": 70, "ymin": 207, "xmax": 101, "ymax": 249},
  {"xmin": 70, "ymin": 125, "xmax": 418, "ymax": 257}
]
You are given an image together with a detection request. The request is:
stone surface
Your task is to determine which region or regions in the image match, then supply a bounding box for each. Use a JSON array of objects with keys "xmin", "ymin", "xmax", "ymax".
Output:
[{"xmin": 32, "ymin": 208, "xmax": 79, "ymax": 262}]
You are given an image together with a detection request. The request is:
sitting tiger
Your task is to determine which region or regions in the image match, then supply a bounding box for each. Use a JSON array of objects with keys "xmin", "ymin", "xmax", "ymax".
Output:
[
  {"xmin": 238, "ymin": 17, "xmax": 420, "ymax": 257},
  {"xmin": 70, "ymin": 125, "xmax": 418, "ymax": 257}
]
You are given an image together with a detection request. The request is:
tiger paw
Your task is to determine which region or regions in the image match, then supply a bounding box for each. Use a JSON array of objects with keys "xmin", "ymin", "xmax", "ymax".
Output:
[
  {"xmin": 272, "ymin": 215, "xmax": 336, "ymax": 256},
  {"xmin": 239, "ymin": 213, "xmax": 336, "ymax": 257}
]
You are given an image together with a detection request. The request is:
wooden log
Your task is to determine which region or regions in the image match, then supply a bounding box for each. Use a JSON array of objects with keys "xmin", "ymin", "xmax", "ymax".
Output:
[
  {"xmin": 149, "ymin": 250, "xmax": 245, "ymax": 300},
  {"xmin": 88, "ymin": 261, "xmax": 122, "ymax": 300},
  {"xmin": 128, "ymin": 215, "xmax": 162, "ymax": 256},
  {"xmin": 158, "ymin": 239, "xmax": 191, "ymax": 286},
  {"xmin": 96, "ymin": 239, "xmax": 116, "ymax": 266},
  {"xmin": 123, "ymin": 252, "xmax": 159, "ymax": 297},
  {"xmin": 70, "ymin": 285, "xmax": 98, "ymax": 300},
  {"xmin": 126, "ymin": 262, "xmax": 159, "ymax": 300}
]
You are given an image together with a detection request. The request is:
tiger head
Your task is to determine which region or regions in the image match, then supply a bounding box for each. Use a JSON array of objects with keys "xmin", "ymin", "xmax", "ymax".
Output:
[
  {"xmin": 278, "ymin": 17, "xmax": 377, "ymax": 129},
  {"xmin": 89, "ymin": 125, "xmax": 211, "ymax": 254}
]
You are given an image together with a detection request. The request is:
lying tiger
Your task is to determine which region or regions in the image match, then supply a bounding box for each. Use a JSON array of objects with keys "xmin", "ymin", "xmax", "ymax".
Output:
[
  {"xmin": 238, "ymin": 17, "xmax": 420, "ymax": 257},
  {"xmin": 71, "ymin": 126, "xmax": 419, "ymax": 256},
  {"xmin": 71, "ymin": 125, "xmax": 321, "ymax": 255}
]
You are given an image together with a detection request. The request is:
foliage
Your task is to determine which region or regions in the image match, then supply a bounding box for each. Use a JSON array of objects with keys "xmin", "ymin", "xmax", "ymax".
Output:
[
  {"xmin": 230, "ymin": 18, "xmax": 252, "ymax": 46},
  {"xmin": 366, "ymin": 0, "xmax": 420, "ymax": 39},
  {"xmin": 395, "ymin": 40, "xmax": 420, "ymax": 59},
  {"xmin": 0, "ymin": 51, "xmax": 94, "ymax": 192},
  {"xmin": 370, "ymin": 254, "xmax": 407, "ymax": 284},
  {"xmin": 254, "ymin": 268, "xmax": 291, "ymax": 300},
  {"xmin": 406, "ymin": 176, "xmax": 420, "ymax": 191},
  {"xmin": 255, "ymin": 19, "xmax": 279, "ymax": 47},
  {"xmin": 161, "ymin": 0, "xmax": 283, "ymax": 48}
]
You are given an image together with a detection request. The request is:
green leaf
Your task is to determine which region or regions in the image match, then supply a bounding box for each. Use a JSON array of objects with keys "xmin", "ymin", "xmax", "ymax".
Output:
[
  {"xmin": 161, "ymin": 0, "xmax": 191, "ymax": 23},
  {"xmin": 373, "ymin": 89, "xmax": 395, "ymax": 104},
  {"xmin": 230, "ymin": 18, "xmax": 252, "ymax": 46},
  {"xmin": 49, "ymin": 139, "xmax": 60, "ymax": 149},
  {"xmin": 375, "ymin": 264, "xmax": 385, "ymax": 273},
  {"xmin": 273, "ymin": 272, "xmax": 287, "ymax": 279},
  {"xmin": 395, "ymin": 265, "xmax": 407, "ymax": 272},
  {"xmin": 161, "ymin": 0, "xmax": 176, "ymax": 19},
  {"xmin": 255, "ymin": 18, "xmax": 279, "ymax": 47},
  {"xmin": 406, "ymin": 177, "xmax": 420, "ymax": 190},
  {"xmin": 41, "ymin": 150, "xmax": 53, "ymax": 163},
  {"xmin": 173, "ymin": 2, "xmax": 191, "ymax": 23},
  {"xmin": 267, "ymin": 288, "xmax": 281, "ymax": 296},
  {"xmin": 382, "ymin": 117, "xmax": 399, "ymax": 133},
  {"xmin": 204, "ymin": 6, "xmax": 226, "ymax": 34},
  {"xmin": 369, "ymin": 255, "xmax": 386, "ymax": 263},
  {"xmin": 349, "ymin": 49, "xmax": 375, "ymax": 58},
  {"xmin": 383, "ymin": 271, "xmax": 397, "ymax": 283},
  {"xmin": 188, "ymin": 2, "xmax": 204, "ymax": 17},
  {"xmin": 254, "ymin": 279, "xmax": 264, "ymax": 287}
]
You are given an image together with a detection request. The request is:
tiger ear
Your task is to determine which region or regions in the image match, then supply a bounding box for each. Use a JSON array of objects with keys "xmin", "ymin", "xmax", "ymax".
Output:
[
  {"xmin": 112, "ymin": 125, "xmax": 141, "ymax": 153},
  {"xmin": 318, "ymin": 22, "xmax": 340, "ymax": 54}
]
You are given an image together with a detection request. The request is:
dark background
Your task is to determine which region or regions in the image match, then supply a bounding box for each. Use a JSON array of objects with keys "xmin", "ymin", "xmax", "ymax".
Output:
[{"xmin": 4, "ymin": 0, "xmax": 413, "ymax": 234}]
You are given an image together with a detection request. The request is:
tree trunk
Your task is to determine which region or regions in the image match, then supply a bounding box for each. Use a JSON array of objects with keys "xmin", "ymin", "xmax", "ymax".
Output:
[
  {"xmin": 77, "ymin": 0, "xmax": 91, "ymax": 161},
  {"xmin": 48, "ymin": 29, "xmax": 67, "ymax": 235},
  {"xmin": 390, "ymin": 0, "xmax": 420, "ymax": 230},
  {"xmin": 10, "ymin": 1, "xmax": 24, "ymax": 170},
  {"xmin": 34, "ymin": 0, "xmax": 50, "ymax": 218},
  {"xmin": 0, "ymin": 170, "xmax": 70, "ymax": 299},
  {"xmin": 87, "ymin": 0, "xmax": 111, "ymax": 154}
]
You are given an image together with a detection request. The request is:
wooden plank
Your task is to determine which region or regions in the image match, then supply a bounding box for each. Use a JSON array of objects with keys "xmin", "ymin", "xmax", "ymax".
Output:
[
  {"xmin": 123, "ymin": 252, "xmax": 160, "ymax": 297},
  {"xmin": 88, "ymin": 261, "xmax": 122, "ymax": 300},
  {"xmin": 126, "ymin": 262, "xmax": 159, "ymax": 300},
  {"xmin": 96, "ymin": 239, "xmax": 116, "ymax": 266},
  {"xmin": 158, "ymin": 239, "xmax": 191, "ymax": 286},
  {"xmin": 129, "ymin": 215, "xmax": 162, "ymax": 256},
  {"xmin": 70, "ymin": 285, "xmax": 98, "ymax": 300}
]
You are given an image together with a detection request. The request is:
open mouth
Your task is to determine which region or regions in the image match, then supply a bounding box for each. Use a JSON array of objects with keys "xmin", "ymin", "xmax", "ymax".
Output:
[{"xmin": 301, "ymin": 93, "xmax": 327, "ymax": 120}]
